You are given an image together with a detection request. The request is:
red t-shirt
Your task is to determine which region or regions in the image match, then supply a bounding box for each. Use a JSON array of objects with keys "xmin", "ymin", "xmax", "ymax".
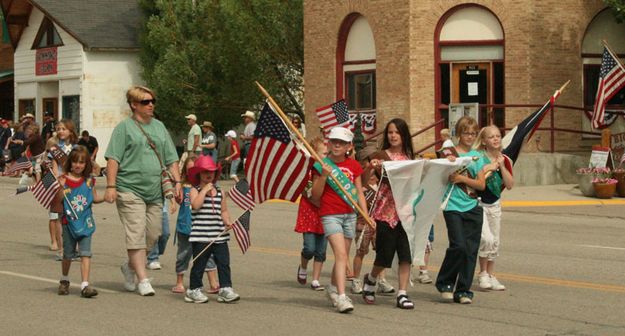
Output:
[
  {"xmin": 229, "ymin": 139, "xmax": 240, "ymax": 160},
  {"xmin": 314, "ymin": 158, "xmax": 363, "ymax": 217}
]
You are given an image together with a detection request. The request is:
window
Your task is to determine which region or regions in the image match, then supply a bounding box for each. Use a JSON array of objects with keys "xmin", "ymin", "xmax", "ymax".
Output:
[
  {"xmin": 346, "ymin": 71, "xmax": 376, "ymax": 111},
  {"xmin": 32, "ymin": 17, "xmax": 63, "ymax": 49},
  {"xmin": 62, "ymin": 95, "xmax": 80, "ymax": 130}
]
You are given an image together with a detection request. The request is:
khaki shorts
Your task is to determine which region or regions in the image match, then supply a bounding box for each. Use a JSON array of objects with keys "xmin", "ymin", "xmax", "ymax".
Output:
[{"xmin": 116, "ymin": 191, "xmax": 163, "ymax": 250}]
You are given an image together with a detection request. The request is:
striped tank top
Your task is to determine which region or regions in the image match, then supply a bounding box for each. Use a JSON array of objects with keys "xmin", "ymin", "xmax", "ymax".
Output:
[{"xmin": 189, "ymin": 187, "xmax": 229, "ymax": 243}]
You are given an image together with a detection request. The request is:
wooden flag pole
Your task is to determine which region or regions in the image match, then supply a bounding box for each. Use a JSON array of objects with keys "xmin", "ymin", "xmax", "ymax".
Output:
[
  {"xmin": 602, "ymin": 39, "xmax": 625, "ymax": 71},
  {"xmin": 255, "ymin": 81, "xmax": 375, "ymax": 228}
]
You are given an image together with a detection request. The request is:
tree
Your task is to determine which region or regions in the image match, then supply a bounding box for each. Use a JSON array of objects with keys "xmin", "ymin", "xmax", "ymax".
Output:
[
  {"xmin": 139, "ymin": 0, "xmax": 303, "ymax": 134},
  {"xmin": 605, "ymin": 0, "xmax": 625, "ymax": 23}
]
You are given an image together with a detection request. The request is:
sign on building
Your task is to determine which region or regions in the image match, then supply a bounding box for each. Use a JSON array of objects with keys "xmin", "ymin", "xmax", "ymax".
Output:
[
  {"xmin": 36, "ymin": 47, "xmax": 57, "ymax": 76},
  {"xmin": 448, "ymin": 103, "xmax": 479, "ymax": 137}
]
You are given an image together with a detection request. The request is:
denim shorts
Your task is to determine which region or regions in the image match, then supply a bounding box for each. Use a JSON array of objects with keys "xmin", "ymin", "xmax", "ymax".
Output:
[
  {"xmin": 321, "ymin": 213, "xmax": 357, "ymax": 239},
  {"xmin": 62, "ymin": 225, "xmax": 92, "ymax": 259}
]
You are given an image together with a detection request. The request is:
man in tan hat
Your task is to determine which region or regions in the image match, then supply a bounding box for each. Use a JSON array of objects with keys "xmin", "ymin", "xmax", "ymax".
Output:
[
  {"xmin": 184, "ymin": 113, "xmax": 201, "ymax": 154},
  {"xmin": 200, "ymin": 121, "xmax": 218, "ymax": 163},
  {"xmin": 239, "ymin": 111, "xmax": 256, "ymax": 163}
]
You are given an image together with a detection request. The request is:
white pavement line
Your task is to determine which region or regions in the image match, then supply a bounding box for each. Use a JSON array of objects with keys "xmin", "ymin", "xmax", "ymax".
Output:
[
  {"xmin": 577, "ymin": 244, "xmax": 625, "ymax": 251},
  {"xmin": 0, "ymin": 270, "xmax": 120, "ymax": 293}
]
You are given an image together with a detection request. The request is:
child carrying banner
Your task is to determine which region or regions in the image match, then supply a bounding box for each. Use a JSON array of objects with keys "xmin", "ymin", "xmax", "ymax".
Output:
[
  {"xmin": 311, "ymin": 127, "xmax": 372, "ymax": 314},
  {"xmin": 474, "ymin": 125, "xmax": 514, "ymax": 291},
  {"xmin": 360, "ymin": 118, "xmax": 415, "ymax": 309},
  {"xmin": 436, "ymin": 116, "xmax": 495, "ymax": 304}
]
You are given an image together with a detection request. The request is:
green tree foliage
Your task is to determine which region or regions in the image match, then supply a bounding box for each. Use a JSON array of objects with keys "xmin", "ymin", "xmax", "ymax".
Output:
[
  {"xmin": 605, "ymin": 0, "xmax": 625, "ymax": 23},
  {"xmin": 139, "ymin": 0, "xmax": 303, "ymax": 133}
]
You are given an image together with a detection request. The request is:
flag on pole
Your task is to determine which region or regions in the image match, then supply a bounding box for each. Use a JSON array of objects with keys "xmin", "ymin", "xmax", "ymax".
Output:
[
  {"xmin": 5, "ymin": 157, "xmax": 32, "ymax": 175},
  {"xmin": 245, "ymin": 102, "xmax": 314, "ymax": 204},
  {"xmin": 315, "ymin": 99, "xmax": 352, "ymax": 136},
  {"xmin": 591, "ymin": 47, "xmax": 625, "ymax": 129},
  {"xmin": 501, "ymin": 90, "xmax": 562, "ymax": 165},
  {"xmin": 231, "ymin": 210, "xmax": 251, "ymax": 254},
  {"xmin": 17, "ymin": 171, "xmax": 60, "ymax": 209},
  {"xmin": 228, "ymin": 180, "xmax": 255, "ymax": 211}
]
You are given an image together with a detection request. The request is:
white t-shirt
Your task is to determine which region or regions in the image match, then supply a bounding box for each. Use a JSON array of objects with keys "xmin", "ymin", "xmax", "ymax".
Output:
[
  {"xmin": 187, "ymin": 124, "xmax": 201, "ymax": 152},
  {"xmin": 442, "ymin": 139, "xmax": 454, "ymax": 148},
  {"xmin": 243, "ymin": 122, "xmax": 257, "ymax": 141}
]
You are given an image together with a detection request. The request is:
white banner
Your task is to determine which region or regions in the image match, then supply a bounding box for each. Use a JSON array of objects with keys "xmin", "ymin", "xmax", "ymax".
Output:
[{"xmin": 383, "ymin": 157, "xmax": 474, "ymax": 263}]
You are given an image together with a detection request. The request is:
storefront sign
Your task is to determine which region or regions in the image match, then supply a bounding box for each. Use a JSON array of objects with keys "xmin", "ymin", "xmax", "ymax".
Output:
[
  {"xmin": 611, "ymin": 132, "xmax": 625, "ymax": 166},
  {"xmin": 36, "ymin": 47, "xmax": 58, "ymax": 76}
]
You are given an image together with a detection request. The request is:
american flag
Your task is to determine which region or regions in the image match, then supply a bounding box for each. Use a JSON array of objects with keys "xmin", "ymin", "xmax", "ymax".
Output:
[
  {"xmin": 15, "ymin": 171, "xmax": 60, "ymax": 209},
  {"xmin": 231, "ymin": 210, "xmax": 251, "ymax": 254},
  {"xmin": 592, "ymin": 47, "xmax": 625, "ymax": 129},
  {"xmin": 5, "ymin": 157, "xmax": 32, "ymax": 175},
  {"xmin": 228, "ymin": 179, "xmax": 255, "ymax": 211},
  {"xmin": 245, "ymin": 103, "xmax": 313, "ymax": 203},
  {"xmin": 315, "ymin": 99, "xmax": 352, "ymax": 136}
]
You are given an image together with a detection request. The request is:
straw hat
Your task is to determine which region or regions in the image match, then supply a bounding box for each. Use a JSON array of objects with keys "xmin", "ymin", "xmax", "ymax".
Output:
[
  {"xmin": 201, "ymin": 121, "xmax": 214, "ymax": 129},
  {"xmin": 241, "ymin": 111, "xmax": 256, "ymax": 120}
]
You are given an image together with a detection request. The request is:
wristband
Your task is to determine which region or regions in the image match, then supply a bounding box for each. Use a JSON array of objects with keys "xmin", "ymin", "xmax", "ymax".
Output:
[{"xmin": 106, "ymin": 185, "xmax": 116, "ymax": 189}]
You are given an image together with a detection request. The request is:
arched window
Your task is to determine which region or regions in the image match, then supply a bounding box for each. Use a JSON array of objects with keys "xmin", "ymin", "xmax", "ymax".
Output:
[
  {"xmin": 337, "ymin": 14, "xmax": 376, "ymax": 134},
  {"xmin": 435, "ymin": 5, "xmax": 504, "ymax": 136},
  {"xmin": 582, "ymin": 8, "xmax": 625, "ymax": 129}
]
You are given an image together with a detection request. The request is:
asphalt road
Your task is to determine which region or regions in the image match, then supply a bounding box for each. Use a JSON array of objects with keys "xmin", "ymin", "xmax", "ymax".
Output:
[{"xmin": 0, "ymin": 177, "xmax": 624, "ymax": 336}]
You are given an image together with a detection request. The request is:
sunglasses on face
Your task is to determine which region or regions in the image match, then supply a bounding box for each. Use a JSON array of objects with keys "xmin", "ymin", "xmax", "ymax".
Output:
[{"xmin": 138, "ymin": 99, "xmax": 156, "ymax": 106}]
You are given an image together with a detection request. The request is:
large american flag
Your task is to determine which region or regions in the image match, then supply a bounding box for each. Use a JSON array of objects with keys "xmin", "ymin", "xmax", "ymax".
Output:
[
  {"xmin": 231, "ymin": 210, "xmax": 251, "ymax": 254},
  {"xmin": 228, "ymin": 179, "xmax": 255, "ymax": 211},
  {"xmin": 315, "ymin": 99, "xmax": 352, "ymax": 135},
  {"xmin": 245, "ymin": 103, "xmax": 313, "ymax": 203},
  {"xmin": 592, "ymin": 47, "xmax": 625, "ymax": 129},
  {"xmin": 15, "ymin": 171, "xmax": 60, "ymax": 209},
  {"xmin": 5, "ymin": 157, "xmax": 32, "ymax": 175}
]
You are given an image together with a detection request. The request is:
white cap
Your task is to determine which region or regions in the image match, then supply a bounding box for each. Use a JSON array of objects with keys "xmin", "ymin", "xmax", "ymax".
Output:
[
  {"xmin": 225, "ymin": 130, "xmax": 237, "ymax": 138},
  {"xmin": 185, "ymin": 114, "xmax": 197, "ymax": 121},
  {"xmin": 328, "ymin": 127, "xmax": 353, "ymax": 142}
]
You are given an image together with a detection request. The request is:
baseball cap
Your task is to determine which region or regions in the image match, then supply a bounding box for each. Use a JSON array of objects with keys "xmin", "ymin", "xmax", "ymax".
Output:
[
  {"xmin": 328, "ymin": 127, "xmax": 353, "ymax": 142},
  {"xmin": 185, "ymin": 114, "xmax": 197, "ymax": 121},
  {"xmin": 225, "ymin": 130, "xmax": 237, "ymax": 138}
]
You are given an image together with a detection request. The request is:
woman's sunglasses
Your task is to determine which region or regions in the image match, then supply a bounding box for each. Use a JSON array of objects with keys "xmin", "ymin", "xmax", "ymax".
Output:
[{"xmin": 138, "ymin": 99, "xmax": 156, "ymax": 105}]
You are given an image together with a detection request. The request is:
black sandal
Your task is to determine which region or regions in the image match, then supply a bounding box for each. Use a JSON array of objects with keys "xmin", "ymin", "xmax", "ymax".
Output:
[
  {"xmin": 396, "ymin": 294, "xmax": 414, "ymax": 309},
  {"xmin": 362, "ymin": 273, "xmax": 376, "ymax": 304}
]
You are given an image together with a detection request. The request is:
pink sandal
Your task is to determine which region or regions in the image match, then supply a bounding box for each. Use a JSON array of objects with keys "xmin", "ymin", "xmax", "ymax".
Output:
[{"xmin": 171, "ymin": 286, "xmax": 185, "ymax": 293}]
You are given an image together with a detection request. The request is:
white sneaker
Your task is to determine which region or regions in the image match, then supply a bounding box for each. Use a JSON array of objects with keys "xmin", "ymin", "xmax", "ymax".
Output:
[
  {"xmin": 137, "ymin": 279, "xmax": 155, "ymax": 296},
  {"xmin": 217, "ymin": 287, "xmax": 240, "ymax": 303},
  {"xmin": 185, "ymin": 288, "xmax": 209, "ymax": 303},
  {"xmin": 489, "ymin": 276, "xmax": 506, "ymax": 291},
  {"xmin": 336, "ymin": 295, "xmax": 354, "ymax": 313},
  {"xmin": 326, "ymin": 285, "xmax": 339, "ymax": 307},
  {"xmin": 418, "ymin": 271, "xmax": 433, "ymax": 284},
  {"xmin": 377, "ymin": 278, "xmax": 395, "ymax": 295},
  {"xmin": 441, "ymin": 292, "xmax": 454, "ymax": 301},
  {"xmin": 146, "ymin": 261, "xmax": 162, "ymax": 270},
  {"xmin": 120, "ymin": 262, "xmax": 136, "ymax": 292},
  {"xmin": 478, "ymin": 273, "xmax": 492, "ymax": 290},
  {"xmin": 459, "ymin": 296, "xmax": 472, "ymax": 304},
  {"xmin": 351, "ymin": 279, "xmax": 363, "ymax": 294}
]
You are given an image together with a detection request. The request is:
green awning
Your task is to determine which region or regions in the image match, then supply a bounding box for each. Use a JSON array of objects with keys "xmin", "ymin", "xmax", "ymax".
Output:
[{"xmin": 0, "ymin": 70, "xmax": 13, "ymax": 83}]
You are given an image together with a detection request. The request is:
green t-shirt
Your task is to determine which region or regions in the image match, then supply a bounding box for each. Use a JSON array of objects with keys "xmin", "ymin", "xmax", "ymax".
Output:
[
  {"xmin": 443, "ymin": 149, "xmax": 486, "ymax": 212},
  {"xmin": 105, "ymin": 117, "xmax": 178, "ymax": 203},
  {"xmin": 187, "ymin": 124, "xmax": 201, "ymax": 152}
]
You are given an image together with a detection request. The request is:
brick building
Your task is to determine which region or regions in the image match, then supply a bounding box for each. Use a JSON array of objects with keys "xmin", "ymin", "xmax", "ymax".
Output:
[{"xmin": 304, "ymin": 0, "xmax": 625, "ymax": 154}]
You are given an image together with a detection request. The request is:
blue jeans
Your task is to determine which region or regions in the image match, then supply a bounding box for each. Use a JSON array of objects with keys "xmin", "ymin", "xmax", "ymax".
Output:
[
  {"xmin": 175, "ymin": 233, "xmax": 217, "ymax": 274},
  {"xmin": 190, "ymin": 242, "xmax": 231, "ymax": 290},
  {"xmin": 435, "ymin": 206, "xmax": 483, "ymax": 300},
  {"xmin": 147, "ymin": 202, "xmax": 170, "ymax": 263},
  {"xmin": 301, "ymin": 232, "xmax": 327, "ymax": 262}
]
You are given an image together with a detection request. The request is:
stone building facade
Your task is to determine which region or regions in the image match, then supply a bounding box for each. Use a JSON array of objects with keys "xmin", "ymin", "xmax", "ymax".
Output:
[{"xmin": 304, "ymin": 0, "xmax": 625, "ymax": 154}]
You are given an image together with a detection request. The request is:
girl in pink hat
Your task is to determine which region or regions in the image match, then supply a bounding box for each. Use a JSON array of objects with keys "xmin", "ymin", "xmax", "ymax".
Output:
[{"xmin": 185, "ymin": 155, "xmax": 240, "ymax": 304}]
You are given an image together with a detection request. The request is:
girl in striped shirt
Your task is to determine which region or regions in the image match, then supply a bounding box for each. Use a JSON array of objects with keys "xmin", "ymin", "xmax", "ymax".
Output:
[{"xmin": 185, "ymin": 155, "xmax": 239, "ymax": 304}]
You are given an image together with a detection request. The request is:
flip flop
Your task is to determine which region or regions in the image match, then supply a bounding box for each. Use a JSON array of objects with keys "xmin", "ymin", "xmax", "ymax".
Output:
[{"xmin": 171, "ymin": 286, "xmax": 185, "ymax": 293}]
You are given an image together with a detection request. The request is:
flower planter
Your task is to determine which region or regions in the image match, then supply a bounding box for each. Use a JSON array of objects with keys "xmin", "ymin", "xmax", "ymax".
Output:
[
  {"xmin": 614, "ymin": 172, "xmax": 625, "ymax": 197},
  {"xmin": 578, "ymin": 174, "xmax": 595, "ymax": 197},
  {"xmin": 593, "ymin": 182, "xmax": 616, "ymax": 199}
]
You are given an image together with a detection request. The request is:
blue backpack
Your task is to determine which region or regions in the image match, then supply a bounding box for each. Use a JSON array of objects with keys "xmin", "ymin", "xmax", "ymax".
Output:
[{"xmin": 63, "ymin": 178, "xmax": 96, "ymax": 239}]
